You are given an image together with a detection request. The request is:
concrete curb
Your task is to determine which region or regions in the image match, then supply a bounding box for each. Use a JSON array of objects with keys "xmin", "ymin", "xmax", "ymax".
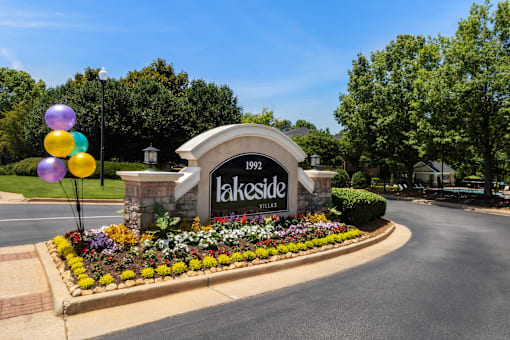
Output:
[
  {"xmin": 35, "ymin": 242, "xmax": 71, "ymax": 316},
  {"xmin": 38, "ymin": 221, "xmax": 395, "ymax": 316},
  {"xmin": 26, "ymin": 198, "xmax": 124, "ymax": 204},
  {"xmin": 383, "ymin": 194, "xmax": 510, "ymax": 217}
]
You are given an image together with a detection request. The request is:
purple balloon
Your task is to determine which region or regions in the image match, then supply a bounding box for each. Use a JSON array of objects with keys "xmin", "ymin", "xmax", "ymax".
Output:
[
  {"xmin": 37, "ymin": 157, "xmax": 67, "ymax": 183},
  {"xmin": 45, "ymin": 104, "xmax": 76, "ymax": 131}
]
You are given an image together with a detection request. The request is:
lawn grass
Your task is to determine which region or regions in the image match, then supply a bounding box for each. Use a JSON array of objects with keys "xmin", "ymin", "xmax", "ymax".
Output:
[{"xmin": 0, "ymin": 176, "xmax": 125, "ymax": 199}]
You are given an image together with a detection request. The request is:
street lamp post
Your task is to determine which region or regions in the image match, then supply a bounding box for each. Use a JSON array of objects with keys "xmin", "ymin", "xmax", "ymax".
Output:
[
  {"xmin": 143, "ymin": 144, "xmax": 160, "ymax": 171},
  {"xmin": 310, "ymin": 154, "xmax": 321, "ymax": 170},
  {"xmin": 98, "ymin": 67, "xmax": 108, "ymax": 187}
]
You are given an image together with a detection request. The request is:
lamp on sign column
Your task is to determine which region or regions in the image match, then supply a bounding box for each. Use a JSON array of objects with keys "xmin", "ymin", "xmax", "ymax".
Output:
[
  {"xmin": 98, "ymin": 66, "xmax": 108, "ymax": 187},
  {"xmin": 143, "ymin": 144, "xmax": 159, "ymax": 171},
  {"xmin": 310, "ymin": 154, "xmax": 321, "ymax": 170}
]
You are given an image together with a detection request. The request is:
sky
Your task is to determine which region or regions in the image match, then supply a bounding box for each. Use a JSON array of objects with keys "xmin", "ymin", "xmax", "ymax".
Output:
[{"xmin": 0, "ymin": 0, "xmax": 476, "ymax": 133}]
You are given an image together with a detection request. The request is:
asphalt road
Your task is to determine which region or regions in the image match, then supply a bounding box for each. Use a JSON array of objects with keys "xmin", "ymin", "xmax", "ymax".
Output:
[
  {"xmin": 0, "ymin": 204, "xmax": 123, "ymax": 246},
  {"xmin": 99, "ymin": 201, "xmax": 510, "ymax": 340}
]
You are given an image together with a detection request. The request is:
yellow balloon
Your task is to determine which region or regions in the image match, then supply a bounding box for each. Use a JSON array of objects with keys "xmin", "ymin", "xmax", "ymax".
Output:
[
  {"xmin": 44, "ymin": 130, "xmax": 75, "ymax": 158},
  {"xmin": 68, "ymin": 153, "xmax": 96, "ymax": 178}
]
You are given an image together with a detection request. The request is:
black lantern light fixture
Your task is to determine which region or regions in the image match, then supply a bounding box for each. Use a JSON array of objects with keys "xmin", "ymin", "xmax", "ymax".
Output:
[
  {"xmin": 98, "ymin": 66, "xmax": 108, "ymax": 187},
  {"xmin": 143, "ymin": 144, "xmax": 159, "ymax": 171},
  {"xmin": 310, "ymin": 154, "xmax": 321, "ymax": 169}
]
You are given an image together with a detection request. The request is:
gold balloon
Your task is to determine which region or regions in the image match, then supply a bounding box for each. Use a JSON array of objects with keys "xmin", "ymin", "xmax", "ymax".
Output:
[
  {"xmin": 44, "ymin": 130, "xmax": 75, "ymax": 158},
  {"xmin": 68, "ymin": 153, "xmax": 96, "ymax": 178}
]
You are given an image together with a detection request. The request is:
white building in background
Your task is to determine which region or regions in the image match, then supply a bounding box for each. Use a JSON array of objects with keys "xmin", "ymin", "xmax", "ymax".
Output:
[{"xmin": 414, "ymin": 161, "xmax": 456, "ymax": 188}]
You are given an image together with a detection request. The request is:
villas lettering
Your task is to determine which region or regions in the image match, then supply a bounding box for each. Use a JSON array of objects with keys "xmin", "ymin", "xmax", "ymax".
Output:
[
  {"xmin": 216, "ymin": 176, "xmax": 286, "ymax": 202},
  {"xmin": 210, "ymin": 153, "xmax": 288, "ymax": 216}
]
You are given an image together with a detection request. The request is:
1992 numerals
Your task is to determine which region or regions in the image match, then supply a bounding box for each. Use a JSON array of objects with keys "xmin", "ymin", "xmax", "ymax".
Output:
[{"xmin": 246, "ymin": 161, "xmax": 262, "ymax": 170}]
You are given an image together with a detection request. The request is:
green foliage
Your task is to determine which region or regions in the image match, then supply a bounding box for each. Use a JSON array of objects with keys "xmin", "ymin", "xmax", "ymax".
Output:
[
  {"xmin": 325, "ymin": 235, "xmax": 336, "ymax": 244},
  {"xmin": 151, "ymin": 202, "xmax": 181, "ymax": 238},
  {"xmin": 305, "ymin": 241, "xmax": 314, "ymax": 249},
  {"xmin": 217, "ymin": 254, "xmax": 231, "ymax": 265},
  {"xmin": 140, "ymin": 267, "xmax": 155, "ymax": 278},
  {"xmin": 297, "ymin": 243, "xmax": 307, "ymax": 251},
  {"xmin": 171, "ymin": 262, "xmax": 187, "ymax": 275},
  {"xmin": 276, "ymin": 244, "xmax": 288, "ymax": 254},
  {"xmin": 255, "ymin": 248, "xmax": 269, "ymax": 259},
  {"xmin": 242, "ymin": 251, "xmax": 256, "ymax": 261},
  {"xmin": 73, "ymin": 267, "xmax": 86, "ymax": 277},
  {"xmin": 57, "ymin": 242, "xmax": 74, "ymax": 257},
  {"xmin": 231, "ymin": 252, "xmax": 244, "ymax": 262},
  {"xmin": 71, "ymin": 262, "xmax": 84, "ymax": 271},
  {"xmin": 77, "ymin": 274, "xmax": 89, "ymax": 280},
  {"xmin": 351, "ymin": 171, "xmax": 369, "ymax": 189},
  {"xmin": 291, "ymin": 129, "xmax": 344, "ymax": 167},
  {"xmin": 241, "ymin": 107, "xmax": 292, "ymax": 132},
  {"xmin": 293, "ymin": 119, "xmax": 316, "ymax": 130},
  {"xmin": 78, "ymin": 278, "xmax": 95, "ymax": 290},
  {"xmin": 202, "ymin": 256, "xmax": 218, "ymax": 268},
  {"xmin": 332, "ymin": 169, "xmax": 350, "ymax": 188},
  {"xmin": 287, "ymin": 243, "xmax": 299, "ymax": 253},
  {"xmin": 332, "ymin": 188, "xmax": 387, "ymax": 225},
  {"xmin": 311, "ymin": 238, "xmax": 321, "ymax": 247},
  {"xmin": 53, "ymin": 235, "xmax": 66, "ymax": 247},
  {"xmin": 155, "ymin": 265, "xmax": 172, "ymax": 276},
  {"xmin": 0, "ymin": 67, "xmax": 45, "ymax": 114},
  {"xmin": 120, "ymin": 270, "xmax": 135, "ymax": 281},
  {"xmin": 189, "ymin": 259, "xmax": 202, "ymax": 271},
  {"xmin": 99, "ymin": 274, "xmax": 115, "ymax": 286},
  {"xmin": 267, "ymin": 247, "xmax": 278, "ymax": 256}
]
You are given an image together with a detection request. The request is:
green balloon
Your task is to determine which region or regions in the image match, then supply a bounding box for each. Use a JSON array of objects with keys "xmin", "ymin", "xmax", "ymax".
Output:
[{"xmin": 69, "ymin": 131, "xmax": 89, "ymax": 156}]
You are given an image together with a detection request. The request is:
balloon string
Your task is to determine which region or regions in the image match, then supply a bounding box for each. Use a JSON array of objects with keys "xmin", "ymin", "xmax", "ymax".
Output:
[
  {"xmin": 73, "ymin": 178, "xmax": 83, "ymax": 233},
  {"xmin": 58, "ymin": 180, "xmax": 80, "ymax": 230},
  {"xmin": 81, "ymin": 178, "xmax": 84, "ymax": 232}
]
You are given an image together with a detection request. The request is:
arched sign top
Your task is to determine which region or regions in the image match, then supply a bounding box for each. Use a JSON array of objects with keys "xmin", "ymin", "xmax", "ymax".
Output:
[{"xmin": 176, "ymin": 124, "xmax": 307, "ymax": 162}]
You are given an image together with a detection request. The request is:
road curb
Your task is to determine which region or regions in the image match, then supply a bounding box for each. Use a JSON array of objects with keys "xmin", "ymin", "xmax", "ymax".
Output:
[
  {"xmin": 38, "ymin": 220, "xmax": 395, "ymax": 316},
  {"xmin": 35, "ymin": 242, "xmax": 71, "ymax": 317},
  {"xmin": 26, "ymin": 198, "xmax": 124, "ymax": 204}
]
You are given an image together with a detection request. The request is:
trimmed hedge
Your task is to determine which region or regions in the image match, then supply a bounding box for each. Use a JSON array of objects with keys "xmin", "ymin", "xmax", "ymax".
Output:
[
  {"xmin": 332, "ymin": 169, "xmax": 350, "ymax": 188},
  {"xmin": 3, "ymin": 157, "xmax": 149, "ymax": 179},
  {"xmin": 331, "ymin": 188, "xmax": 386, "ymax": 225},
  {"xmin": 351, "ymin": 171, "xmax": 369, "ymax": 189}
]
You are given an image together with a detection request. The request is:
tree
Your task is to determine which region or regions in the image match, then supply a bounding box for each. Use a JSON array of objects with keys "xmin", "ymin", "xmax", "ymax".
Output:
[
  {"xmin": 241, "ymin": 108, "xmax": 276, "ymax": 126},
  {"xmin": 335, "ymin": 35, "xmax": 435, "ymax": 187},
  {"xmin": 292, "ymin": 119, "xmax": 316, "ymax": 130},
  {"xmin": 273, "ymin": 119, "xmax": 292, "ymax": 131},
  {"xmin": 122, "ymin": 58, "xmax": 189, "ymax": 97},
  {"xmin": 69, "ymin": 67, "xmax": 100, "ymax": 88},
  {"xmin": 444, "ymin": 1, "xmax": 510, "ymax": 196},
  {"xmin": 291, "ymin": 129, "xmax": 344, "ymax": 167},
  {"xmin": 0, "ymin": 68, "xmax": 45, "ymax": 116}
]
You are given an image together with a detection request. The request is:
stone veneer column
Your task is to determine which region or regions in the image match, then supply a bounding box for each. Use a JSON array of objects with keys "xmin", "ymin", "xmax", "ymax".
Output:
[
  {"xmin": 116, "ymin": 171, "xmax": 184, "ymax": 235},
  {"xmin": 300, "ymin": 170, "xmax": 337, "ymax": 214}
]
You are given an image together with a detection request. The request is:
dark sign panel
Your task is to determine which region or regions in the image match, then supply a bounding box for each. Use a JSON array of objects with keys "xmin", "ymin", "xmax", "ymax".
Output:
[{"xmin": 210, "ymin": 153, "xmax": 288, "ymax": 217}]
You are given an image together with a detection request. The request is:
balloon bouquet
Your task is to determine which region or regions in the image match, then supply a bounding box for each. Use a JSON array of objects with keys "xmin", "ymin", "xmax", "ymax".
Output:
[{"xmin": 37, "ymin": 104, "xmax": 96, "ymax": 248}]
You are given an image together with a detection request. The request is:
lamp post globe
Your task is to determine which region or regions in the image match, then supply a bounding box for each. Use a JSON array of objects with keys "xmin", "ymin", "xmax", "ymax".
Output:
[
  {"xmin": 98, "ymin": 67, "xmax": 108, "ymax": 187},
  {"xmin": 143, "ymin": 144, "xmax": 160, "ymax": 171},
  {"xmin": 310, "ymin": 154, "xmax": 321, "ymax": 169}
]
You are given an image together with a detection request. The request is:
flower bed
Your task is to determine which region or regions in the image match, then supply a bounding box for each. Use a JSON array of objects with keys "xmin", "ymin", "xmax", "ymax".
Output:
[{"xmin": 47, "ymin": 213, "xmax": 368, "ymax": 296}]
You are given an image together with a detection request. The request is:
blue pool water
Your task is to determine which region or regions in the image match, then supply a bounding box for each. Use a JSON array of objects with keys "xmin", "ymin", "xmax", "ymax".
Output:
[{"xmin": 443, "ymin": 188, "xmax": 484, "ymax": 194}]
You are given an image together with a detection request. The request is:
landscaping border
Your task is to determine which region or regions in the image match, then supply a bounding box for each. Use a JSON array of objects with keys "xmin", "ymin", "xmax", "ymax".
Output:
[{"xmin": 36, "ymin": 218, "xmax": 395, "ymax": 316}]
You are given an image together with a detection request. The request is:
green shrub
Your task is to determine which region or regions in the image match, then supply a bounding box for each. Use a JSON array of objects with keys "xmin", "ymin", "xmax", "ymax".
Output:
[
  {"xmin": 99, "ymin": 274, "xmax": 115, "ymax": 286},
  {"xmin": 172, "ymin": 262, "xmax": 187, "ymax": 275},
  {"xmin": 325, "ymin": 235, "xmax": 336, "ymax": 244},
  {"xmin": 73, "ymin": 267, "xmax": 86, "ymax": 277},
  {"xmin": 0, "ymin": 164, "xmax": 14, "ymax": 175},
  {"xmin": 277, "ymin": 244, "xmax": 288, "ymax": 254},
  {"xmin": 8, "ymin": 157, "xmax": 149, "ymax": 179},
  {"xmin": 319, "ymin": 238, "xmax": 328, "ymax": 246},
  {"xmin": 71, "ymin": 262, "xmax": 84, "ymax": 271},
  {"xmin": 267, "ymin": 247, "xmax": 278, "ymax": 256},
  {"xmin": 202, "ymin": 256, "xmax": 218, "ymax": 268},
  {"xmin": 57, "ymin": 242, "xmax": 74, "ymax": 257},
  {"xmin": 141, "ymin": 267, "xmax": 155, "ymax": 278},
  {"xmin": 78, "ymin": 278, "xmax": 95, "ymax": 290},
  {"xmin": 77, "ymin": 274, "xmax": 89, "ymax": 280},
  {"xmin": 52, "ymin": 235, "xmax": 66, "ymax": 247},
  {"xmin": 231, "ymin": 252, "xmax": 243, "ymax": 262},
  {"xmin": 120, "ymin": 270, "xmax": 135, "ymax": 280},
  {"xmin": 255, "ymin": 248, "xmax": 269, "ymax": 259},
  {"xmin": 305, "ymin": 241, "xmax": 314, "ymax": 249},
  {"xmin": 332, "ymin": 169, "xmax": 350, "ymax": 188},
  {"xmin": 155, "ymin": 265, "xmax": 171, "ymax": 276},
  {"xmin": 297, "ymin": 243, "xmax": 307, "ymax": 251},
  {"xmin": 331, "ymin": 188, "xmax": 386, "ymax": 225},
  {"xmin": 217, "ymin": 254, "xmax": 231, "ymax": 265},
  {"xmin": 67, "ymin": 257, "xmax": 83, "ymax": 266},
  {"xmin": 189, "ymin": 259, "xmax": 202, "ymax": 270},
  {"xmin": 242, "ymin": 251, "xmax": 256, "ymax": 261},
  {"xmin": 311, "ymin": 238, "xmax": 321, "ymax": 247},
  {"xmin": 351, "ymin": 171, "xmax": 369, "ymax": 189},
  {"xmin": 287, "ymin": 243, "xmax": 299, "ymax": 253}
]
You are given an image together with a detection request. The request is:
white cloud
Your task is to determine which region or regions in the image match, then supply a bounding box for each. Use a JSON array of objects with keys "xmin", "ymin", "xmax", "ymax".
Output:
[{"xmin": 0, "ymin": 48, "xmax": 23, "ymax": 70}]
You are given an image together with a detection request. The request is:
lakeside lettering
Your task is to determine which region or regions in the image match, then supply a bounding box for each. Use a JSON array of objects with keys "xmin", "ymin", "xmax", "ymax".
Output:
[{"xmin": 216, "ymin": 175, "xmax": 286, "ymax": 202}]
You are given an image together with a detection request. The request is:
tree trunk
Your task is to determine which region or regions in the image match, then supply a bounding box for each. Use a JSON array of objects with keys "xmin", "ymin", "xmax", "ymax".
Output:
[
  {"xmin": 406, "ymin": 163, "xmax": 414, "ymax": 189},
  {"xmin": 483, "ymin": 150, "xmax": 493, "ymax": 197}
]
